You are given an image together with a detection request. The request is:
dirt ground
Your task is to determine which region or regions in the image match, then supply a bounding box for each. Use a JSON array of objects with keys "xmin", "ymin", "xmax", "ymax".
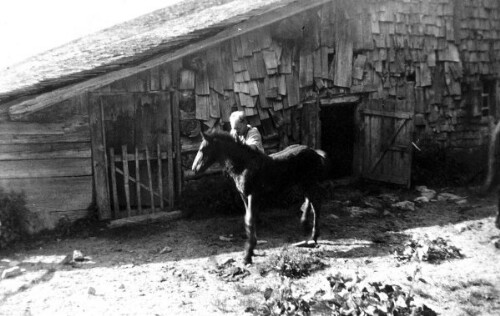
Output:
[{"xmin": 1, "ymin": 183, "xmax": 499, "ymax": 316}]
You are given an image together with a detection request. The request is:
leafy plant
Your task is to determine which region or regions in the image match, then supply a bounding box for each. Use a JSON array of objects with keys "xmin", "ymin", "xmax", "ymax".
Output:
[
  {"xmin": 247, "ymin": 278, "xmax": 311, "ymax": 316},
  {"xmin": 309, "ymin": 272, "xmax": 437, "ymax": 316},
  {"xmin": 0, "ymin": 188, "xmax": 28, "ymax": 249},
  {"xmin": 261, "ymin": 248, "xmax": 326, "ymax": 279},
  {"xmin": 395, "ymin": 237, "xmax": 464, "ymax": 264}
]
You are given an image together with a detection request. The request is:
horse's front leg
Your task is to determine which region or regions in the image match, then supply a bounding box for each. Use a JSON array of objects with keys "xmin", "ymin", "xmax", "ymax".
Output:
[{"xmin": 243, "ymin": 194, "xmax": 258, "ymax": 265}]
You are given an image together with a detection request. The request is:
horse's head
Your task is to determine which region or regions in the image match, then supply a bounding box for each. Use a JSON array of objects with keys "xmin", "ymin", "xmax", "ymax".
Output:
[{"xmin": 191, "ymin": 131, "xmax": 219, "ymax": 174}]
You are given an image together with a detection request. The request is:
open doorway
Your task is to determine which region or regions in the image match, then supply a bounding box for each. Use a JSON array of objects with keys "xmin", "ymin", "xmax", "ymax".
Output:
[{"xmin": 320, "ymin": 103, "xmax": 356, "ymax": 179}]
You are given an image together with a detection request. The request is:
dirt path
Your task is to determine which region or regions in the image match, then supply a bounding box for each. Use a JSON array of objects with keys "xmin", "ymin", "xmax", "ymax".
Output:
[{"xmin": 1, "ymin": 185, "xmax": 499, "ymax": 315}]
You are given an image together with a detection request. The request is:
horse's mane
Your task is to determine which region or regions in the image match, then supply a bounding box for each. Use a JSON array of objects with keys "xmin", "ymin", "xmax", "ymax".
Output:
[{"xmin": 206, "ymin": 130, "xmax": 267, "ymax": 159}]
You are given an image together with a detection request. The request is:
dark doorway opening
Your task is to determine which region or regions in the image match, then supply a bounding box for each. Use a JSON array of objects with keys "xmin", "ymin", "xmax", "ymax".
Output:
[{"xmin": 320, "ymin": 103, "xmax": 355, "ymax": 179}]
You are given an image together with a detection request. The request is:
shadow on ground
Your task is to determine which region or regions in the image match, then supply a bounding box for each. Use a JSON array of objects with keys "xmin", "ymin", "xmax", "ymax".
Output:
[{"xmin": 1, "ymin": 181, "xmax": 498, "ymax": 272}]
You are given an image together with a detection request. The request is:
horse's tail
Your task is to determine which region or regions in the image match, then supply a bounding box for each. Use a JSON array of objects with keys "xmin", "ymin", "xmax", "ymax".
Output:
[
  {"xmin": 483, "ymin": 120, "xmax": 500, "ymax": 192},
  {"xmin": 315, "ymin": 149, "xmax": 331, "ymax": 180}
]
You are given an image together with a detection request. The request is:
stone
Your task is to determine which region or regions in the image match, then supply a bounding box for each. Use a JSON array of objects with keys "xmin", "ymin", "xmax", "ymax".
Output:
[
  {"xmin": 348, "ymin": 206, "xmax": 379, "ymax": 217},
  {"xmin": 378, "ymin": 193, "xmax": 399, "ymax": 203},
  {"xmin": 159, "ymin": 246, "xmax": 173, "ymax": 254},
  {"xmin": 415, "ymin": 186, "xmax": 437, "ymax": 199},
  {"xmin": 73, "ymin": 250, "xmax": 85, "ymax": 262},
  {"xmin": 1, "ymin": 266, "xmax": 22, "ymax": 279},
  {"xmin": 219, "ymin": 235, "xmax": 235, "ymax": 242},
  {"xmin": 391, "ymin": 201, "xmax": 415, "ymax": 211},
  {"xmin": 437, "ymin": 193, "xmax": 464, "ymax": 202},
  {"xmin": 60, "ymin": 254, "xmax": 73, "ymax": 265},
  {"xmin": 414, "ymin": 196, "xmax": 430, "ymax": 203}
]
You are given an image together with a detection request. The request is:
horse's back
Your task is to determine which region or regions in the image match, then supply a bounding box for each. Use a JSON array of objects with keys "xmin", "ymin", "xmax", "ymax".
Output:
[{"xmin": 269, "ymin": 144, "xmax": 329, "ymax": 182}]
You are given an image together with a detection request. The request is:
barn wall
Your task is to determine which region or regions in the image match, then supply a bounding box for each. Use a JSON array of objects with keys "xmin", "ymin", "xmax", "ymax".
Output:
[
  {"xmin": 91, "ymin": 0, "xmax": 500, "ymax": 182},
  {"xmin": 0, "ymin": 95, "xmax": 93, "ymax": 233}
]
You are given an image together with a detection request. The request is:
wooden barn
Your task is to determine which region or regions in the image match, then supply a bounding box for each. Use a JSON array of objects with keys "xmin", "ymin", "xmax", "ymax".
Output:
[{"xmin": 1, "ymin": 0, "xmax": 499, "ymax": 232}]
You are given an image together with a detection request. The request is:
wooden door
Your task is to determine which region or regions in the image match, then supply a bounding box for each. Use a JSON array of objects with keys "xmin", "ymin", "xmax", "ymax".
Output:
[
  {"xmin": 89, "ymin": 91, "xmax": 181, "ymax": 220},
  {"xmin": 361, "ymin": 99, "xmax": 414, "ymax": 187}
]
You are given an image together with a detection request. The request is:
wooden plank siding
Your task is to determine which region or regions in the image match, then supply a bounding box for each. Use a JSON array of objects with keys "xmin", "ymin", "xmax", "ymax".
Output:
[{"xmin": 0, "ymin": 96, "xmax": 93, "ymax": 233}]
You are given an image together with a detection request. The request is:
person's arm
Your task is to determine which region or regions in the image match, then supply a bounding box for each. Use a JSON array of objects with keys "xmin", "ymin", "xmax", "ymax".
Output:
[{"xmin": 245, "ymin": 128, "xmax": 265, "ymax": 153}]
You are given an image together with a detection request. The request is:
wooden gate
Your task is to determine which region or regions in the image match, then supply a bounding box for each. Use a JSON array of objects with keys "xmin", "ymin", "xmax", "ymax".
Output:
[
  {"xmin": 361, "ymin": 99, "xmax": 414, "ymax": 187},
  {"xmin": 108, "ymin": 144, "xmax": 172, "ymax": 219},
  {"xmin": 88, "ymin": 91, "xmax": 182, "ymax": 221}
]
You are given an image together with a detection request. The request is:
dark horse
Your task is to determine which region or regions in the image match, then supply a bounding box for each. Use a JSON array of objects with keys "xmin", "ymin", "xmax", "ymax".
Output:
[
  {"xmin": 191, "ymin": 131, "xmax": 329, "ymax": 264},
  {"xmin": 483, "ymin": 120, "xmax": 500, "ymax": 230}
]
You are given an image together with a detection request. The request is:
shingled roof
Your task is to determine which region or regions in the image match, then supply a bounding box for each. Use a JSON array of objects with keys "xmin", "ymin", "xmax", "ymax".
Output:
[{"xmin": 0, "ymin": 0, "xmax": 312, "ymax": 104}]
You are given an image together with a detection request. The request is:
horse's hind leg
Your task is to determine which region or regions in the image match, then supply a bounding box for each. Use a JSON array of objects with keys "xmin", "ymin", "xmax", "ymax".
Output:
[
  {"xmin": 243, "ymin": 194, "xmax": 258, "ymax": 264},
  {"xmin": 305, "ymin": 185, "xmax": 324, "ymax": 243},
  {"xmin": 300, "ymin": 197, "xmax": 311, "ymax": 231},
  {"xmin": 496, "ymin": 190, "xmax": 500, "ymax": 229}
]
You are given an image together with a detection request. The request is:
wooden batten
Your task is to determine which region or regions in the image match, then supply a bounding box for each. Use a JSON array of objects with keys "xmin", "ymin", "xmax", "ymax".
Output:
[
  {"xmin": 244, "ymin": 107, "xmax": 258, "ymax": 117},
  {"xmin": 232, "ymin": 59, "xmax": 245, "ymax": 73},
  {"xmin": 279, "ymin": 45, "xmax": 293, "ymax": 74},
  {"xmin": 209, "ymin": 90, "xmax": 221, "ymax": 118},
  {"xmin": 278, "ymin": 75, "xmax": 287, "ymax": 96},
  {"xmin": 254, "ymin": 27, "xmax": 272, "ymax": 50},
  {"xmin": 220, "ymin": 40, "xmax": 235, "ymax": 90},
  {"xmin": 231, "ymin": 36, "xmax": 244, "ymax": 59},
  {"xmin": 88, "ymin": 94, "xmax": 111, "ymax": 219},
  {"xmin": 257, "ymin": 103, "xmax": 270, "ymax": 120},
  {"xmin": 257, "ymin": 81, "xmax": 270, "ymax": 108},
  {"xmin": 239, "ymin": 93, "xmax": 255, "ymax": 108},
  {"xmin": 206, "ymin": 46, "xmax": 224, "ymax": 94},
  {"xmin": 313, "ymin": 49, "xmax": 322, "ymax": 79},
  {"xmin": 262, "ymin": 49, "xmax": 279, "ymax": 75},
  {"xmin": 195, "ymin": 95, "xmax": 210, "ymax": 120},
  {"xmin": 219, "ymin": 92, "xmax": 232, "ymax": 122},
  {"xmin": 299, "ymin": 50, "xmax": 314, "ymax": 88},
  {"xmin": 352, "ymin": 54, "xmax": 367, "ymax": 80},
  {"xmin": 160, "ymin": 60, "xmax": 181, "ymax": 90},
  {"xmin": 333, "ymin": 16, "xmax": 353, "ymax": 87},
  {"xmin": 264, "ymin": 76, "xmax": 279, "ymax": 99},
  {"xmin": 149, "ymin": 67, "xmax": 160, "ymax": 91},
  {"xmin": 178, "ymin": 69, "xmax": 196, "ymax": 90},
  {"xmin": 195, "ymin": 66, "xmax": 210, "ymax": 96},
  {"xmin": 0, "ymin": 142, "xmax": 91, "ymax": 160},
  {"xmin": 285, "ymin": 74, "xmax": 300, "ymax": 107},
  {"xmin": 248, "ymin": 81, "xmax": 260, "ymax": 96},
  {"xmin": 252, "ymin": 52, "xmax": 268, "ymax": 79}
]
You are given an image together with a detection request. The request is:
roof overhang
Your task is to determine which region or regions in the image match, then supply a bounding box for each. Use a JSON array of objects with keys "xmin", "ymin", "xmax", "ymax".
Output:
[{"xmin": 8, "ymin": 0, "xmax": 331, "ymax": 121}]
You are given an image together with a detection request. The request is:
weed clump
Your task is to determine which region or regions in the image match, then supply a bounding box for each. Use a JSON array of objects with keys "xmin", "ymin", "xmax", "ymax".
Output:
[
  {"xmin": 395, "ymin": 237, "xmax": 464, "ymax": 264},
  {"xmin": 261, "ymin": 249, "xmax": 326, "ymax": 279},
  {"xmin": 0, "ymin": 189, "xmax": 28, "ymax": 249}
]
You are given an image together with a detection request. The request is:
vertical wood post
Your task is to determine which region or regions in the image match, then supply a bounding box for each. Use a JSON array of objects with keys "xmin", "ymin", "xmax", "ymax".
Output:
[
  {"xmin": 157, "ymin": 143, "xmax": 164, "ymax": 210},
  {"xmin": 135, "ymin": 147, "xmax": 142, "ymax": 212},
  {"xmin": 122, "ymin": 145, "xmax": 131, "ymax": 216},
  {"xmin": 109, "ymin": 148, "xmax": 119, "ymax": 215},
  {"xmin": 145, "ymin": 147, "xmax": 155, "ymax": 213},
  {"xmin": 88, "ymin": 93, "xmax": 111, "ymax": 220},
  {"xmin": 165, "ymin": 93, "xmax": 175, "ymax": 210},
  {"xmin": 172, "ymin": 90, "xmax": 183, "ymax": 198}
]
